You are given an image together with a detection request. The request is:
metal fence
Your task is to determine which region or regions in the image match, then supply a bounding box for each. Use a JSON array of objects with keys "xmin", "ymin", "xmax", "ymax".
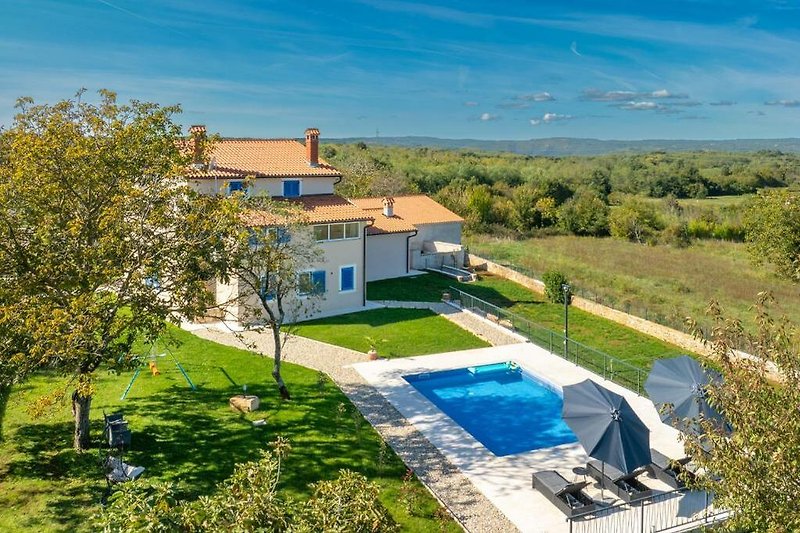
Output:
[
  {"xmin": 465, "ymin": 247, "xmax": 710, "ymax": 337},
  {"xmin": 567, "ymin": 488, "xmax": 729, "ymax": 533},
  {"xmin": 448, "ymin": 286, "xmax": 648, "ymax": 395}
]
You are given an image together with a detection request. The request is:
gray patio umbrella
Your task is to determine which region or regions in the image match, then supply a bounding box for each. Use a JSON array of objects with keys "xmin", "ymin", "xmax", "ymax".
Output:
[
  {"xmin": 644, "ymin": 355, "xmax": 729, "ymax": 436},
  {"xmin": 562, "ymin": 379, "xmax": 652, "ymax": 499}
]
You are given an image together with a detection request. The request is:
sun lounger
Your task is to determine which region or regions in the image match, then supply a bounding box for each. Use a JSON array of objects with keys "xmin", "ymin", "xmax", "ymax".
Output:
[
  {"xmin": 649, "ymin": 449, "xmax": 696, "ymax": 489},
  {"xmin": 532, "ymin": 470, "xmax": 597, "ymax": 518},
  {"xmin": 587, "ymin": 460, "xmax": 654, "ymax": 503}
]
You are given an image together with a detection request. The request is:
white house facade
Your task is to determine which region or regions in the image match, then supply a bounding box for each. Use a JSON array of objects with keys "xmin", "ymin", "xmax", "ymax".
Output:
[{"xmin": 185, "ymin": 126, "xmax": 464, "ymax": 322}]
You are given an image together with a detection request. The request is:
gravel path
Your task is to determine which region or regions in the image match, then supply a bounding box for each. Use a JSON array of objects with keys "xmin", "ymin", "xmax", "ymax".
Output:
[{"xmin": 186, "ymin": 302, "xmax": 521, "ymax": 533}]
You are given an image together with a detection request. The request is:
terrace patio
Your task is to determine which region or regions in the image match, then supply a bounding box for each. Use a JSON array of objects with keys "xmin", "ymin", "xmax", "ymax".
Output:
[{"xmin": 353, "ymin": 343, "xmax": 727, "ymax": 533}]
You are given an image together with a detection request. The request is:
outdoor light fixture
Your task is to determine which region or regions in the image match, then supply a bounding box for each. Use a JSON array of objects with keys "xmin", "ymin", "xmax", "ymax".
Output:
[{"xmin": 562, "ymin": 283, "xmax": 571, "ymax": 359}]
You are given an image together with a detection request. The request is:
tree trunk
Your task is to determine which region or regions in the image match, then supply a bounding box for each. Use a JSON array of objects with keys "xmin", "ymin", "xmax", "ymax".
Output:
[
  {"xmin": 271, "ymin": 324, "xmax": 291, "ymax": 400},
  {"xmin": 72, "ymin": 389, "xmax": 92, "ymax": 451}
]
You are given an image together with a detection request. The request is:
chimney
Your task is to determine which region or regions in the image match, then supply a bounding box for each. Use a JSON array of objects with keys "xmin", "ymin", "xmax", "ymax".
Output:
[
  {"xmin": 382, "ymin": 196, "xmax": 395, "ymax": 217},
  {"xmin": 189, "ymin": 124, "xmax": 207, "ymax": 169},
  {"xmin": 305, "ymin": 127, "xmax": 320, "ymax": 167}
]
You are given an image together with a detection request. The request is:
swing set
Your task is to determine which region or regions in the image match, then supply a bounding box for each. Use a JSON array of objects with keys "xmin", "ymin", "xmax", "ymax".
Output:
[{"xmin": 120, "ymin": 341, "xmax": 197, "ymax": 401}]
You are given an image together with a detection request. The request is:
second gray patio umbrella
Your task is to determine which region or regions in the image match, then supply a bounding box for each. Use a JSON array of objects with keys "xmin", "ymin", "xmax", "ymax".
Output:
[
  {"xmin": 562, "ymin": 379, "xmax": 652, "ymax": 499},
  {"xmin": 644, "ymin": 355, "xmax": 729, "ymax": 436}
]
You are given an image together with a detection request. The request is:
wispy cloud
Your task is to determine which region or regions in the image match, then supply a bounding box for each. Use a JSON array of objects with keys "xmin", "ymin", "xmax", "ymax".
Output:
[
  {"xmin": 764, "ymin": 99, "xmax": 800, "ymax": 107},
  {"xmin": 518, "ymin": 91, "xmax": 555, "ymax": 102},
  {"xmin": 618, "ymin": 101, "xmax": 661, "ymax": 110},
  {"xmin": 530, "ymin": 112, "xmax": 574, "ymax": 125},
  {"xmin": 583, "ymin": 88, "xmax": 689, "ymax": 101},
  {"xmin": 463, "ymin": 101, "xmax": 479, "ymax": 107},
  {"xmin": 679, "ymin": 115, "xmax": 710, "ymax": 120},
  {"xmin": 496, "ymin": 102, "xmax": 530, "ymax": 109},
  {"xmin": 709, "ymin": 100, "xmax": 737, "ymax": 106},
  {"xmin": 570, "ymin": 41, "xmax": 581, "ymax": 57},
  {"xmin": 479, "ymin": 112, "xmax": 500, "ymax": 121}
]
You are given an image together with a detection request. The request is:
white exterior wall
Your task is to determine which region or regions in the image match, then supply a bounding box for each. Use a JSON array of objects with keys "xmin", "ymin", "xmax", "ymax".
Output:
[
  {"xmin": 410, "ymin": 222, "xmax": 462, "ymax": 248},
  {"xmin": 218, "ymin": 223, "xmax": 367, "ymax": 323},
  {"xmin": 188, "ymin": 176, "xmax": 336, "ymax": 197},
  {"xmin": 365, "ymin": 233, "xmax": 412, "ymax": 281}
]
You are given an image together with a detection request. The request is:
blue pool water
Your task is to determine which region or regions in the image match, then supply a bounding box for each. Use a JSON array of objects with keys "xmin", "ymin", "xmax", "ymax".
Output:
[{"xmin": 404, "ymin": 362, "xmax": 577, "ymax": 456}]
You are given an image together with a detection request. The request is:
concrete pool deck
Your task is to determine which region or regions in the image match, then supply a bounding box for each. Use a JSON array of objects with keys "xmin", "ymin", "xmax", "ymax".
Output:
[{"xmin": 352, "ymin": 342, "xmax": 689, "ymax": 533}]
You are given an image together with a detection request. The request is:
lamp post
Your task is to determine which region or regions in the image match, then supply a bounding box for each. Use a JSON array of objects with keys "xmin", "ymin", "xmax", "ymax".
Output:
[{"xmin": 562, "ymin": 283, "xmax": 571, "ymax": 360}]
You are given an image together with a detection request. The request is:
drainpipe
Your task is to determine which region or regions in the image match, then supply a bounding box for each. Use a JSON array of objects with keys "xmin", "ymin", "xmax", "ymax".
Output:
[
  {"xmin": 362, "ymin": 219, "xmax": 374, "ymax": 306},
  {"xmin": 405, "ymin": 229, "xmax": 418, "ymax": 273}
]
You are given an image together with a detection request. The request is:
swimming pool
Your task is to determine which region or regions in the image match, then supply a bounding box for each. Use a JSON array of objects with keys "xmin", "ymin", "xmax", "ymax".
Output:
[{"xmin": 404, "ymin": 362, "xmax": 577, "ymax": 456}]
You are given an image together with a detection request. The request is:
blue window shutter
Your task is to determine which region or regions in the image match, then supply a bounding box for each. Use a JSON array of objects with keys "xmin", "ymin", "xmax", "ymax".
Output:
[
  {"xmin": 228, "ymin": 181, "xmax": 244, "ymax": 195},
  {"xmin": 341, "ymin": 266, "xmax": 355, "ymax": 291},
  {"xmin": 277, "ymin": 228, "xmax": 290, "ymax": 244},
  {"xmin": 283, "ymin": 180, "xmax": 300, "ymax": 197},
  {"xmin": 311, "ymin": 270, "xmax": 326, "ymax": 294}
]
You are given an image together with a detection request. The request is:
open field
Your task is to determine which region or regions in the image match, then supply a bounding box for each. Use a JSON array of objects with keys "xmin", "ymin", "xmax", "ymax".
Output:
[
  {"xmin": 466, "ymin": 235, "xmax": 800, "ymax": 332},
  {"xmin": 293, "ymin": 308, "xmax": 490, "ymax": 357},
  {"xmin": 0, "ymin": 327, "xmax": 458, "ymax": 532},
  {"xmin": 367, "ymin": 273, "xmax": 690, "ymax": 369}
]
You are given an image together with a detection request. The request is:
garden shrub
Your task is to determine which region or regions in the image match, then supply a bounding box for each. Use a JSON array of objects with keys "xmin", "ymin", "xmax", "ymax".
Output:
[{"xmin": 542, "ymin": 271, "xmax": 571, "ymax": 304}]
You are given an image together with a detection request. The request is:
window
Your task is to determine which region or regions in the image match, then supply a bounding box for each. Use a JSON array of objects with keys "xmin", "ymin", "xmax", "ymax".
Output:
[
  {"xmin": 259, "ymin": 274, "xmax": 276, "ymax": 301},
  {"xmin": 313, "ymin": 225, "xmax": 329, "ymax": 241},
  {"xmin": 266, "ymin": 227, "xmax": 291, "ymax": 244},
  {"xmin": 340, "ymin": 265, "xmax": 355, "ymax": 292},
  {"xmin": 298, "ymin": 270, "xmax": 325, "ymax": 296},
  {"xmin": 312, "ymin": 222, "xmax": 361, "ymax": 242},
  {"xmin": 329, "ymin": 223, "xmax": 345, "ymax": 240},
  {"xmin": 282, "ymin": 180, "xmax": 301, "ymax": 198},
  {"xmin": 345, "ymin": 222, "xmax": 360, "ymax": 238}
]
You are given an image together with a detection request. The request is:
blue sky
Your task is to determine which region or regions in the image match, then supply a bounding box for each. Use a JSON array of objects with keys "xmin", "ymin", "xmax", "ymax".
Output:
[{"xmin": 2, "ymin": 0, "xmax": 800, "ymax": 140}]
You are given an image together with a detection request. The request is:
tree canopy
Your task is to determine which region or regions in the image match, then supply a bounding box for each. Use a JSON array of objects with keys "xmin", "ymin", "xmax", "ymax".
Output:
[
  {"xmin": 685, "ymin": 295, "xmax": 800, "ymax": 532},
  {"xmin": 0, "ymin": 90, "xmax": 231, "ymax": 449},
  {"xmin": 744, "ymin": 189, "xmax": 800, "ymax": 282}
]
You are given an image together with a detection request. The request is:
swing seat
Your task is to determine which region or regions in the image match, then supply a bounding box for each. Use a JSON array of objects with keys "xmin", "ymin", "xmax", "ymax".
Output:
[{"xmin": 148, "ymin": 361, "xmax": 160, "ymax": 376}]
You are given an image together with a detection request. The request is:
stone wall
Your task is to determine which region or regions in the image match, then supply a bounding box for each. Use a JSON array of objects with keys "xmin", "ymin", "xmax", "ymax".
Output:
[{"xmin": 466, "ymin": 253, "xmax": 712, "ymax": 358}]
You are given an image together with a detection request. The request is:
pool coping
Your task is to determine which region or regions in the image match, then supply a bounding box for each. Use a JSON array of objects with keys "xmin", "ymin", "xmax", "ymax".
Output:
[{"xmin": 352, "ymin": 343, "xmax": 687, "ymax": 533}]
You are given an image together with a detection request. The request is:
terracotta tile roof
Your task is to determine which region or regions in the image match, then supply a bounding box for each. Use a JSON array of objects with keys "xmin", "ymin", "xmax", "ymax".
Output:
[
  {"xmin": 350, "ymin": 195, "xmax": 463, "ymax": 235},
  {"xmin": 245, "ymin": 195, "xmax": 373, "ymax": 227},
  {"xmin": 189, "ymin": 139, "xmax": 341, "ymax": 179}
]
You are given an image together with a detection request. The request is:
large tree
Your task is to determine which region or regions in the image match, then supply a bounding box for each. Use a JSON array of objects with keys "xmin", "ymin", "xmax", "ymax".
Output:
[
  {"xmin": 224, "ymin": 195, "xmax": 323, "ymax": 400},
  {"xmin": 744, "ymin": 189, "xmax": 800, "ymax": 282},
  {"xmin": 0, "ymin": 91, "xmax": 230, "ymax": 450},
  {"xmin": 684, "ymin": 295, "xmax": 800, "ymax": 532}
]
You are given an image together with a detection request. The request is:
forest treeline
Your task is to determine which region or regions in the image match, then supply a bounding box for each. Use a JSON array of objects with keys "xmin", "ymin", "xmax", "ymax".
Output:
[{"xmin": 324, "ymin": 143, "xmax": 800, "ymax": 245}]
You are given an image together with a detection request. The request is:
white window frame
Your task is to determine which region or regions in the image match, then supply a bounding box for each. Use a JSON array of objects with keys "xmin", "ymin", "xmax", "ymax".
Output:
[
  {"xmin": 281, "ymin": 179, "xmax": 302, "ymax": 198},
  {"xmin": 312, "ymin": 222, "xmax": 361, "ymax": 242},
  {"xmin": 339, "ymin": 264, "xmax": 357, "ymax": 293}
]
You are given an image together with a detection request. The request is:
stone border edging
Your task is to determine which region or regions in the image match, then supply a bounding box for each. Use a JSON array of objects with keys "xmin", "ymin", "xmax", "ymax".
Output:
[{"xmin": 467, "ymin": 253, "xmax": 713, "ymax": 358}]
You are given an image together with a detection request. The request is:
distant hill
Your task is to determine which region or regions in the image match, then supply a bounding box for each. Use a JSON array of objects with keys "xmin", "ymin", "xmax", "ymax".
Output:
[{"xmin": 328, "ymin": 136, "xmax": 800, "ymax": 156}]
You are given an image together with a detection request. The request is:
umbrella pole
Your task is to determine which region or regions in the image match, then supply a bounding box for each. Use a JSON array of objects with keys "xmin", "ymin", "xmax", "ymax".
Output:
[{"xmin": 601, "ymin": 461, "xmax": 605, "ymax": 502}]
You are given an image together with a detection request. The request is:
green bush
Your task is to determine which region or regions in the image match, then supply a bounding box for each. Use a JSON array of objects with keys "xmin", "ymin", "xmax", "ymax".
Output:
[
  {"xmin": 96, "ymin": 441, "xmax": 397, "ymax": 532},
  {"xmin": 542, "ymin": 271, "xmax": 571, "ymax": 304},
  {"xmin": 295, "ymin": 470, "xmax": 399, "ymax": 532}
]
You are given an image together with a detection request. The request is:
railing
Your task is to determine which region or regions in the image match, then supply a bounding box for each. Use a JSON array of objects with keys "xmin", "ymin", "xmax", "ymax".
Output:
[
  {"xmin": 566, "ymin": 488, "xmax": 729, "ymax": 533},
  {"xmin": 448, "ymin": 286, "xmax": 649, "ymax": 395}
]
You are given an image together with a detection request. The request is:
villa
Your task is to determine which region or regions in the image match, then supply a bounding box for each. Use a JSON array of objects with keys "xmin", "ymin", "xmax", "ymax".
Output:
[{"xmin": 184, "ymin": 126, "xmax": 464, "ymax": 321}]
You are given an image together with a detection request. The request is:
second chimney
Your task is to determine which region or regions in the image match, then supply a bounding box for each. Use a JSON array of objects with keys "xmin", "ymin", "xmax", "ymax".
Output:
[
  {"xmin": 382, "ymin": 196, "xmax": 395, "ymax": 217},
  {"xmin": 305, "ymin": 127, "xmax": 320, "ymax": 167},
  {"xmin": 189, "ymin": 124, "xmax": 207, "ymax": 169}
]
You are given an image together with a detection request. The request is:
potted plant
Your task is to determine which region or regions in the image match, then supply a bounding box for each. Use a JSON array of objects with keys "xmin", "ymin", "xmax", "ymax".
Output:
[{"xmin": 364, "ymin": 336, "xmax": 384, "ymax": 360}]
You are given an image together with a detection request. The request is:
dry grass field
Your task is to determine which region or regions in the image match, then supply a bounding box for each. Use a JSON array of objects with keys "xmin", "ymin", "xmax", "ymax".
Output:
[{"xmin": 466, "ymin": 234, "xmax": 800, "ymax": 333}]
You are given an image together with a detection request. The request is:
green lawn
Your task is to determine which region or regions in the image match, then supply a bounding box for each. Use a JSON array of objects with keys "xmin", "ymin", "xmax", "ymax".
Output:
[
  {"xmin": 368, "ymin": 273, "xmax": 690, "ymax": 369},
  {"xmin": 293, "ymin": 308, "xmax": 490, "ymax": 357},
  {"xmin": 0, "ymin": 327, "xmax": 459, "ymax": 532}
]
